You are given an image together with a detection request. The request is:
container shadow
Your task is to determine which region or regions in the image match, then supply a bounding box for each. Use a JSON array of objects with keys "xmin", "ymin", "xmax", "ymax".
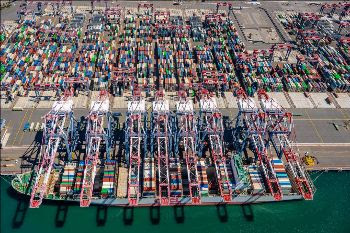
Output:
[
  {"xmin": 123, "ymin": 207, "xmax": 134, "ymax": 225},
  {"xmin": 96, "ymin": 205, "xmax": 108, "ymax": 226},
  {"xmin": 150, "ymin": 205, "xmax": 160, "ymax": 225},
  {"xmin": 216, "ymin": 204, "xmax": 228, "ymax": 223},
  {"xmin": 55, "ymin": 203, "xmax": 69, "ymax": 227},
  {"xmin": 241, "ymin": 204, "xmax": 254, "ymax": 222},
  {"xmin": 173, "ymin": 205, "xmax": 185, "ymax": 224}
]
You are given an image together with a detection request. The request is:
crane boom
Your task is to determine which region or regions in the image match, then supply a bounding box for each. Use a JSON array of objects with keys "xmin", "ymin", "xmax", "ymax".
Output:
[
  {"xmin": 80, "ymin": 92, "xmax": 110, "ymax": 207},
  {"xmin": 175, "ymin": 92, "xmax": 201, "ymax": 204},
  {"xmin": 199, "ymin": 90, "xmax": 232, "ymax": 202},
  {"xmin": 30, "ymin": 93, "xmax": 75, "ymax": 208},
  {"xmin": 258, "ymin": 90, "xmax": 314, "ymax": 200},
  {"xmin": 126, "ymin": 96, "xmax": 147, "ymax": 206}
]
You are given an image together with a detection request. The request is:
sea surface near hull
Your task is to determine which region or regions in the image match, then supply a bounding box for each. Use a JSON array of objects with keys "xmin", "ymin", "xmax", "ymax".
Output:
[{"xmin": 34, "ymin": 195, "xmax": 303, "ymax": 207}]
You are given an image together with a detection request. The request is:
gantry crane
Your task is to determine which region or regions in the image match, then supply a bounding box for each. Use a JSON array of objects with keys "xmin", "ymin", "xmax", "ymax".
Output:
[
  {"xmin": 30, "ymin": 90, "xmax": 77, "ymax": 208},
  {"xmin": 125, "ymin": 88, "xmax": 147, "ymax": 206},
  {"xmin": 303, "ymin": 35, "xmax": 322, "ymax": 56},
  {"xmin": 258, "ymin": 90, "xmax": 315, "ymax": 200},
  {"xmin": 138, "ymin": 3, "xmax": 153, "ymax": 14},
  {"xmin": 297, "ymin": 13, "xmax": 320, "ymax": 28},
  {"xmin": 151, "ymin": 90, "xmax": 173, "ymax": 205},
  {"xmin": 270, "ymin": 43, "xmax": 292, "ymax": 61},
  {"xmin": 198, "ymin": 89, "xmax": 232, "ymax": 202},
  {"xmin": 174, "ymin": 91, "xmax": 201, "ymax": 204},
  {"xmin": 338, "ymin": 21, "xmax": 350, "ymax": 34},
  {"xmin": 111, "ymin": 67, "xmax": 136, "ymax": 96},
  {"xmin": 216, "ymin": 2, "xmax": 232, "ymax": 16},
  {"xmin": 80, "ymin": 90, "xmax": 114, "ymax": 207},
  {"xmin": 235, "ymin": 88, "xmax": 282, "ymax": 201}
]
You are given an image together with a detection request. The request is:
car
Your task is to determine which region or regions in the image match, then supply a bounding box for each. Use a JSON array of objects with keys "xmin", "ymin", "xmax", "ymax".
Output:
[
  {"xmin": 23, "ymin": 122, "xmax": 30, "ymax": 132},
  {"xmin": 0, "ymin": 119, "xmax": 5, "ymax": 130}
]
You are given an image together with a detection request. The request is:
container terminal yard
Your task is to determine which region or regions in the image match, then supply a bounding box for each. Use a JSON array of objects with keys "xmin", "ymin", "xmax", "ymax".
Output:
[{"xmin": 0, "ymin": 1, "xmax": 349, "ymax": 208}]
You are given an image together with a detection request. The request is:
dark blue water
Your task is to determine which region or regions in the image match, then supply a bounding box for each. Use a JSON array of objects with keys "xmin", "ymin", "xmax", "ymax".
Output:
[{"xmin": 1, "ymin": 172, "xmax": 350, "ymax": 233}]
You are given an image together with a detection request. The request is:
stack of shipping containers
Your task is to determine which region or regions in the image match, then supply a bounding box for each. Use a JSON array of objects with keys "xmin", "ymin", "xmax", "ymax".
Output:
[
  {"xmin": 247, "ymin": 165, "xmax": 265, "ymax": 194},
  {"xmin": 197, "ymin": 159, "xmax": 209, "ymax": 197},
  {"xmin": 116, "ymin": 166, "xmax": 128, "ymax": 198},
  {"xmin": 59, "ymin": 163, "xmax": 76, "ymax": 197},
  {"xmin": 101, "ymin": 161, "xmax": 117, "ymax": 197},
  {"xmin": 137, "ymin": 15, "xmax": 154, "ymax": 89},
  {"xmin": 142, "ymin": 158, "xmax": 156, "ymax": 197},
  {"xmin": 73, "ymin": 162, "xmax": 84, "ymax": 195},
  {"xmin": 272, "ymin": 157, "xmax": 292, "ymax": 195},
  {"xmin": 169, "ymin": 158, "xmax": 183, "ymax": 197}
]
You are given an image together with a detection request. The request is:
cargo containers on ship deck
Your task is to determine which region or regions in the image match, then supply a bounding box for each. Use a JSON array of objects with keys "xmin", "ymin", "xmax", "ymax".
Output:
[
  {"xmin": 101, "ymin": 160, "xmax": 117, "ymax": 197},
  {"xmin": 73, "ymin": 161, "xmax": 84, "ymax": 195},
  {"xmin": 143, "ymin": 158, "xmax": 157, "ymax": 197},
  {"xmin": 247, "ymin": 165, "xmax": 265, "ymax": 195},
  {"xmin": 169, "ymin": 158, "xmax": 183, "ymax": 197},
  {"xmin": 59, "ymin": 162, "xmax": 76, "ymax": 197},
  {"xmin": 272, "ymin": 158, "xmax": 293, "ymax": 195},
  {"xmin": 47, "ymin": 169, "xmax": 60, "ymax": 197},
  {"xmin": 197, "ymin": 159, "xmax": 209, "ymax": 197},
  {"xmin": 116, "ymin": 166, "xmax": 128, "ymax": 198}
]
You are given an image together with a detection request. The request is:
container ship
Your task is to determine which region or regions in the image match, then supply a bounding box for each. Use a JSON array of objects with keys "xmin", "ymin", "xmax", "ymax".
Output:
[{"xmin": 11, "ymin": 89, "xmax": 315, "ymax": 207}]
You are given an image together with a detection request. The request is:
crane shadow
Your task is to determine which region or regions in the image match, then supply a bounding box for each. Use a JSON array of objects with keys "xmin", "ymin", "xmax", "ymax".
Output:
[
  {"xmin": 55, "ymin": 203, "xmax": 69, "ymax": 227},
  {"xmin": 11, "ymin": 192, "xmax": 29, "ymax": 229},
  {"xmin": 6, "ymin": 182, "xmax": 28, "ymax": 229},
  {"xmin": 96, "ymin": 205, "xmax": 108, "ymax": 226},
  {"xmin": 150, "ymin": 205, "xmax": 160, "ymax": 225},
  {"xmin": 123, "ymin": 207, "xmax": 134, "ymax": 225},
  {"xmin": 216, "ymin": 204, "xmax": 228, "ymax": 223},
  {"xmin": 173, "ymin": 205, "xmax": 185, "ymax": 223},
  {"xmin": 241, "ymin": 204, "xmax": 254, "ymax": 222}
]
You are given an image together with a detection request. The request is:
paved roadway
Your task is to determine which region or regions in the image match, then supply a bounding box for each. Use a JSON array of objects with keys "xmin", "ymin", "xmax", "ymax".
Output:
[{"xmin": 1, "ymin": 107, "xmax": 349, "ymax": 174}]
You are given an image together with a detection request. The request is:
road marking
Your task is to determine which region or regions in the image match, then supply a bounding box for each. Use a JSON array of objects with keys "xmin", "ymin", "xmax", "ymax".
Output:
[
  {"xmin": 304, "ymin": 109, "xmax": 324, "ymax": 143},
  {"xmin": 339, "ymin": 108, "xmax": 350, "ymax": 124},
  {"xmin": 294, "ymin": 118, "xmax": 350, "ymax": 121},
  {"xmin": 293, "ymin": 143, "xmax": 350, "ymax": 147},
  {"xmin": 18, "ymin": 108, "xmax": 36, "ymax": 145},
  {"xmin": 11, "ymin": 109, "xmax": 29, "ymax": 146}
]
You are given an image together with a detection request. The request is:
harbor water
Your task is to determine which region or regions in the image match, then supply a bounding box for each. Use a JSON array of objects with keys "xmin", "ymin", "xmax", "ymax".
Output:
[{"xmin": 1, "ymin": 172, "xmax": 349, "ymax": 233}]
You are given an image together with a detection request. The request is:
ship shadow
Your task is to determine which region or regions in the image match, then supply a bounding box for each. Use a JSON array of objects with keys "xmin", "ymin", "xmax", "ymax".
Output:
[
  {"xmin": 96, "ymin": 205, "xmax": 108, "ymax": 226},
  {"xmin": 241, "ymin": 204, "xmax": 254, "ymax": 222},
  {"xmin": 150, "ymin": 205, "xmax": 160, "ymax": 225},
  {"xmin": 123, "ymin": 207, "xmax": 134, "ymax": 225},
  {"xmin": 216, "ymin": 204, "xmax": 228, "ymax": 223},
  {"xmin": 173, "ymin": 205, "xmax": 185, "ymax": 224},
  {"xmin": 55, "ymin": 203, "xmax": 69, "ymax": 227}
]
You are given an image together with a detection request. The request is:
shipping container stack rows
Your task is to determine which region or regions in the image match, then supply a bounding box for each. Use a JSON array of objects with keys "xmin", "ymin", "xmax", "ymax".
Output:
[
  {"xmin": 275, "ymin": 11, "xmax": 350, "ymax": 93},
  {"xmin": 3, "ymin": 6, "xmax": 348, "ymax": 98}
]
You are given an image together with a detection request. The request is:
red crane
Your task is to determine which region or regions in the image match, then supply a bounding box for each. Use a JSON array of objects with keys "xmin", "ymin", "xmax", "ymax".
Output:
[
  {"xmin": 138, "ymin": 3, "xmax": 153, "ymax": 13},
  {"xmin": 126, "ymin": 89, "xmax": 147, "ymax": 206},
  {"xmin": 236, "ymin": 88, "xmax": 282, "ymax": 201},
  {"xmin": 29, "ymin": 90, "xmax": 75, "ymax": 208},
  {"xmin": 175, "ymin": 91, "xmax": 201, "ymax": 204},
  {"xmin": 270, "ymin": 43, "xmax": 292, "ymax": 61},
  {"xmin": 258, "ymin": 90, "xmax": 315, "ymax": 200},
  {"xmin": 151, "ymin": 91, "xmax": 172, "ymax": 205},
  {"xmin": 80, "ymin": 91, "xmax": 110, "ymax": 207},
  {"xmin": 199, "ymin": 89, "xmax": 233, "ymax": 202}
]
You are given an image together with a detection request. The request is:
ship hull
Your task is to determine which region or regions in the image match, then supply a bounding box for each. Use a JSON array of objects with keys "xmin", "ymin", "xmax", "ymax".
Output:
[{"xmin": 11, "ymin": 172, "xmax": 303, "ymax": 207}]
